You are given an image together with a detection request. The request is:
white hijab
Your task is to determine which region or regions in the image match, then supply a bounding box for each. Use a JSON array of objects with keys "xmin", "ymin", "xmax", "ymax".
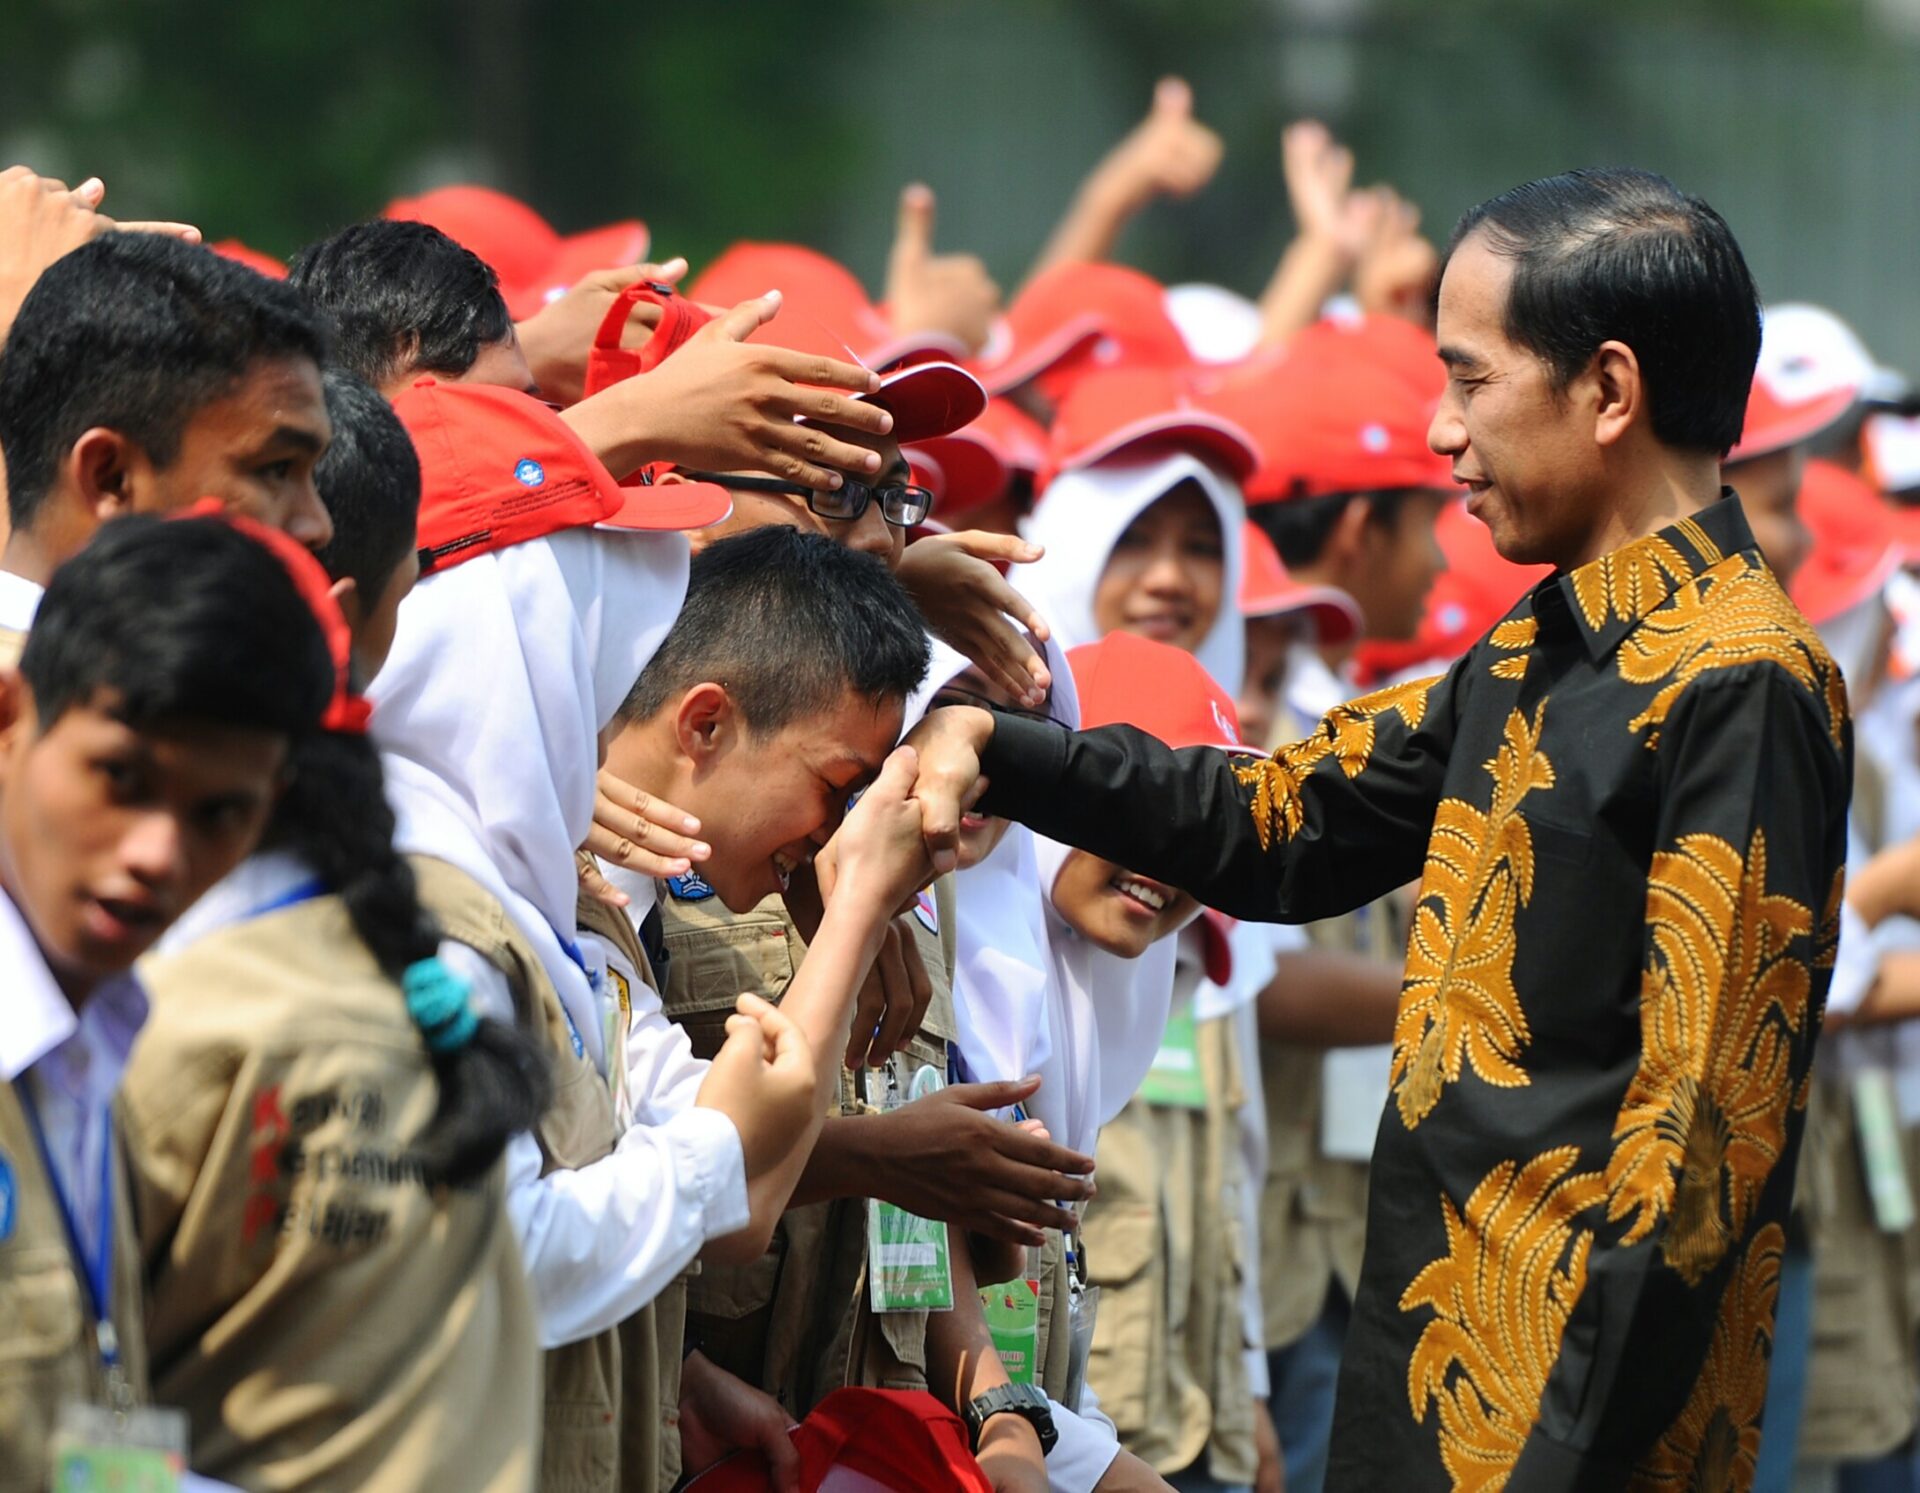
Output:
[
  {"xmin": 905, "ymin": 635, "xmax": 1079, "ymax": 1118},
  {"xmin": 370, "ymin": 527, "xmax": 690, "ymax": 1068},
  {"xmin": 1020, "ymin": 450, "xmax": 1248, "ymax": 694}
]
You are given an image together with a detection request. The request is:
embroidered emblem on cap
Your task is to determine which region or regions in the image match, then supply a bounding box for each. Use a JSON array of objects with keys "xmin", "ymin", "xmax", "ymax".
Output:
[
  {"xmin": 514, "ymin": 458, "xmax": 546, "ymax": 488},
  {"xmin": 1360, "ymin": 423, "xmax": 1390, "ymax": 453},
  {"xmin": 1211, "ymin": 698, "xmax": 1241, "ymax": 745},
  {"xmin": 668, "ymin": 870, "xmax": 716, "ymax": 902},
  {"xmin": 0, "ymin": 1150, "xmax": 14, "ymax": 1242}
]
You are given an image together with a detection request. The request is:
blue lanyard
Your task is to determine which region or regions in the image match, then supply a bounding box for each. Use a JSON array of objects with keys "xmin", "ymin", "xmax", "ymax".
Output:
[
  {"xmin": 246, "ymin": 875, "xmax": 328, "ymax": 921},
  {"xmin": 16, "ymin": 1080, "xmax": 119, "ymax": 1368}
]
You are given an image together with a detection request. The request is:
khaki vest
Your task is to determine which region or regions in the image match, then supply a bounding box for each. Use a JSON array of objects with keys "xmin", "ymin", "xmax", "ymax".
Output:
[
  {"xmin": 1256, "ymin": 899, "xmax": 1399, "ymax": 1350},
  {"xmin": 0, "ymin": 1080, "xmax": 150, "ymax": 1493},
  {"xmin": 657, "ymin": 880, "xmax": 958, "ymax": 1418},
  {"xmin": 410, "ymin": 856, "xmax": 622, "ymax": 1493},
  {"xmin": 573, "ymin": 878, "xmax": 691, "ymax": 1493},
  {"xmin": 1083, "ymin": 1008, "xmax": 1257, "ymax": 1483},
  {"xmin": 122, "ymin": 892, "xmax": 540, "ymax": 1492}
]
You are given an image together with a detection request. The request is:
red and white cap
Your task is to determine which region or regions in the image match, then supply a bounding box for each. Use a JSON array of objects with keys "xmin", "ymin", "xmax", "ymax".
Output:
[
  {"xmin": 1199, "ymin": 315, "xmax": 1453, "ymax": 504},
  {"xmin": 1048, "ymin": 365, "xmax": 1258, "ymax": 482},
  {"xmin": 1068, "ymin": 630, "xmax": 1249, "ymax": 753},
  {"xmin": 1791, "ymin": 459, "xmax": 1905, "ymax": 624},
  {"xmin": 393, "ymin": 378, "xmax": 730, "ymax": 572},
  {"xmin": 1239, "ymin": 521, "xmax": 1363, "ymax": 645},
  {"xmin": 1866, "ymin": 413, "xmax": 1920, "ymax": 498},
  {"xmin": 972, "ymin": 261, "xmax": 1188, "ymax": 402},
  {"xmin": 689, "ymin": 242, "xmax": 967, "ymax": 371},
  {"xmin": 1353, "ymin": 503, "xmax": 1552, "ymax": 685},
  {"xmin": 905, "ymin": 398, "xmax": 1049, "ymax": 518},
  {"xmin": 741, "ymin": 310, "xmax": 986, "ymax": 445},
  {"xmin": 384, "ymin": 185, "xmax": 649, "ymax": 322},
  {"xmin": 1725, "ymin": 303, "xmax": 1906, "ymax": 462}
]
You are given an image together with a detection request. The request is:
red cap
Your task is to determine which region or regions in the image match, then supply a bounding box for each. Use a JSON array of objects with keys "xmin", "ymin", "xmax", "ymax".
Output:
[
  {"xmin": 1049, "ymin": 366, "xmax": 1258, "ymax": 482},
  {"xmin": 385, "ymin": 185, "xmax": 649, "ymax": 322},
  {"xmin": 689, "ymin": 242, "xmax": 967, "ymax": 370},
  {"xmin": 173, "ymin": 499, "xmax": 368, "ymax": 735},
  {"xmin": 1354, "ymin": 504, "xmax": 1551, "ymax": 684},
  {"xmin": 1727, "ymin": 373, "xmax": 1856, "ymax": 465},
  {"xmin": 1239, "ymin": 522, "xmax": 1363, "ymax": 645},
  {"xmin": 211, "ymin": 240, "xmax": 287, "ymax": 280},
  {"xmin": 973, "ymin": 261, "xmax": 1188, "ymax": 402},
  {"xmin": 1791, "ymin": 460, "xmax": 1903, "ymax": 624},
  {"xmin": 1196, "ymin": 909, "xmax": 1234, "ymax": 986},
  {"xmin": 1068, "ymin": 631, "xmax": 1247, "ymax": 751},
  {"xmin": 392, "ymin": 378, "xmax": 729, "ymax": 571},
  {"xmin": 905, "ymin": 399, "xmax": 1050, "ymax": 517},
  {"xmin": 743, "ymin": 311, "xmax": 986, "ymax": 444},
  {"xmin": 1200, "ymin": 317, "xmax": 1453, "ymax": 504}
]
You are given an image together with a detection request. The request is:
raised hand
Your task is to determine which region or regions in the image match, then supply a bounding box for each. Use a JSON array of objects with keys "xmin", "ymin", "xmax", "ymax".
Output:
[
  {"xmin": 516, "ymin": 257, "xmax": 689, "ymax": 406},
  {"xmin": 885, "ymin": 184, "xmax": 1000, "ymax": 355},
  {"xmin": 895, "ymin": 529, "xmax": 1053, "ymax": 708}
]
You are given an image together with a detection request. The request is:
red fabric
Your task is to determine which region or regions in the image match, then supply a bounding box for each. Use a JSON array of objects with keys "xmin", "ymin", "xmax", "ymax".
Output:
[
  {"xmin": 1046, "ymin": 365, "xmax": 1257, "ymax": 483},
  {"xmin": 974, "ymin": 261, "xmax": 1187, "ymax": 402},
  {"xmin": 584, "ymin": 283, "xmax": 716, "ymax": 398},
  {"xmin": 1792, "ymin": 459, "xmax": 1903, "ymax": 624},
  {"xmin": 684, "ymin": 1389, "xmax": 992, "ymax": 1493},
  {"xmin": 172, "ymin": 499, "xmax": 369, "ymax": 735},
  {"xmin": 1238, "ymin": 521, "xmax": 1361, "ymax": 644},
  {"xmin": 210, "ymin": 240, "xmax": 287, "ymax": 280},
  {"xmin": 1068, "ymin": 631, "xmax": 1244, "ymax": 751}
]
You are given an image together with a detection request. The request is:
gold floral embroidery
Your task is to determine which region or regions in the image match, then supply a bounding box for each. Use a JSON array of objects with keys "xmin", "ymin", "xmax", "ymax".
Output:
[
  {"xmin": 1814, "ymin": 868, "xmax": 1844, "ymax": 973},
  {"xmin": 1619, "ymin": 554, "xmax": 1845, "ymax": 750},
  {"xmin": 1235, "ymin": 677, "xmax": 1436, "ymax": 850},
  {"xmin": 1605, "ymin": 830, "xmax": 1813, "ymax": 1284},
  {"xmin": 1488, "ymin": 617, "xmax": 1536, "ymax": 681},
  {"xmin": 1569, "ymin": 533, "xmax": 1691, "ymax": 631},
  {"xmin": 1403, "ymin": 1147, "xmax": 1607, "ymax": 1491},
  {"xmin": 1627, "ymin": 1224, "xmax": 1784, "ymax": 1493},
  {"xmin": 1392, "ymin": 703, "xmax": 1555, "ymax": 1126}
]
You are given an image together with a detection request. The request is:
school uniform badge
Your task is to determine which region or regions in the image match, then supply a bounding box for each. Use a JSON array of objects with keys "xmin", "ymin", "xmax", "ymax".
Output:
[{"xmin": 667, "ymin": 871, "xmax": 715, "ymax": 902}]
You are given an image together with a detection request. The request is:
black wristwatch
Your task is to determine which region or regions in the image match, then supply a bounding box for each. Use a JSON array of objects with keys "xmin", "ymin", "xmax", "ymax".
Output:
[{"xmin": 963, "ymin": 1383, "xmax": 1058, "ymax": 1456}]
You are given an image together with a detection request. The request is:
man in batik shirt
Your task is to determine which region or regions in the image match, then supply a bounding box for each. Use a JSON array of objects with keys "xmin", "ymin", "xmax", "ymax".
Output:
[{"xmin": 902, "ymin": 169, "xmax": 1851, "ymax": 1490}]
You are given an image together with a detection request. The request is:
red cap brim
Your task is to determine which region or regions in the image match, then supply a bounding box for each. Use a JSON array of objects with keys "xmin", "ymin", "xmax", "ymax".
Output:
[
  {"xmin": 601, "ymin": 477, "xmax": 732, "ymax": 533},
  {"xmin": 868, "ymin": 362, "xmax": 989, "ymax": 443},
  {"xmin": 972, "ymin": 314, "xmax": 1107, "ymax": 396},
  {"xmin": 1728, "ymin": 385, "xmax": 1856, "ymax": 463},
  {"xmin": 1061, "ymin": 410, "xmax": 1259, "ymax": 484}
]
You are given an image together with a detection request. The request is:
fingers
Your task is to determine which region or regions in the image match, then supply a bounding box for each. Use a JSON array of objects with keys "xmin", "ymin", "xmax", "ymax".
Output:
[
  {"xmin": 69, "ymin": 176, "xmax": 105, "ymax": 208},
  {"xmin": 892, "ymin": 182, "xmax": 937, "ymax": 266},
  {"xmin": 899, "ymin": 926, "xmax": 935, "ymax": 1053},
  {"xmin": 873, "ymin": 743, "xmax": 920, "ymax": 801},
  {"xmin": 763, "ymin": 419, "xmax": 887, "ymax": 489},
  {"xmin": 713, "ymin": 288, "xmax": 786, "ymax": 343},
  {"xmin": 946, "ymin": 1074, "xmax": 1044, "ymax": 1114},
  {"xmin": 940, "ymin": 528, "xmax": 1042, "ymax": 566},
  {"xmin": 1152, "ymin": 75, "xmax": 1193, "ymax": 119},
  {"xmin": 576, "ymin": 856, "xmax": 629, "ymax": 910},
  {"xmin": 845, "ymin": 956, "xmax": 887, "ymax": 1070},
  {"xmin": 974, "ymin": 1187, "xmax": 1082, "ymax": 1237},
  {"xmin": 599, "ymin": 772, "xmax": 703, "ymax": 840},
  {"xmin": 738, "ymin": 992, "xmax": 808, "ymax": 1069},
  {"xmin": 779, "ymin": 382, "xmax": 895, "ymax": 437},
  {"xmin": 113, "ymin": 220, "xmax": 202, "ymax": 243},
  {"xmin": 864, "ymin": 929, "xmax": 914, "ymax": 1066},
  {"xmin": 757, "ymin": 345, "xmax": 885, "ymax": 400},
  {"xmin": 988, "ymin": 1123, "xmax": 1098, "ymax": 1179},
  {"xmin": 762, "ymin": 1419, "xmax": 802, "ymax": 1493}
]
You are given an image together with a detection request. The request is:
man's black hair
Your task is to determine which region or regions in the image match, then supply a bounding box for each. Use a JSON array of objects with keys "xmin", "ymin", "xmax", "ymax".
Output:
[
  {"xmin": 0, "ymin": 233, "xmax": 327, "ymax": 532},
  {"xmin": 20, "ymin": 514, "xmax": 333, "ymax": 736},
  {"xmin": 1446, "ymin": 168, "xmax": 1761, "ymax": 457},
  {"xmin": 313, "ymin": 368, "xmax": 421, "ymax": 603},
  {"xmin": 622, "ymin": 526, "xmax": 930, "ymax": 732},
  {"xmin": 288, "ymin": 221, "xmax": 513, "ymax": 390},
  {"xmin": 1251, "ymin": 488, "xmax": 1420, "ymax": 572}
]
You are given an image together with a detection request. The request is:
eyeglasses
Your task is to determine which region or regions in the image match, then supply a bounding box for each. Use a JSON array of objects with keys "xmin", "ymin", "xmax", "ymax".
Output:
[{"xmin": 678, "ymin": 470, "xmax": 936, "ymax": 529}]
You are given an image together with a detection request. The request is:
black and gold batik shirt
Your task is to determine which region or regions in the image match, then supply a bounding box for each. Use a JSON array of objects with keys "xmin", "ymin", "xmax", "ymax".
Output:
[{"xmin": 975, "ymin": 494, "xmax": 1850, "ymax": 1491}]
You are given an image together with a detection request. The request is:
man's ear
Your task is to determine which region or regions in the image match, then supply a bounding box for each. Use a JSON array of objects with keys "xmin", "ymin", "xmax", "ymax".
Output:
[
  {"xmin": 328, "ymin": 575, "xmax": 361, "ymax": 626},
  {"xmin": 1589, "ymin": 340, "xmax": 1642, "ymax": 450},
  {"xmin": 1326, "ymin": 495, "xmax": 1375, "ymax": 569},
  {"xmin": 0, "ymin": 669, "xmax": 35, "ymax": 787},
  {"xmin": 673, "ymin": 682, "xmax": 737, "ymax": 770},
  {"xmin": 67, "ymin": 428, "xmax": 151, "ymax": 521}
]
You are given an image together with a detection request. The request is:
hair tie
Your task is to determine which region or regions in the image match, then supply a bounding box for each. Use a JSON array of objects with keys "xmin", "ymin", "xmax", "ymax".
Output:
[{"xmin": 403, "ymin": 957, "xmax": 479, "ymax": 1054}]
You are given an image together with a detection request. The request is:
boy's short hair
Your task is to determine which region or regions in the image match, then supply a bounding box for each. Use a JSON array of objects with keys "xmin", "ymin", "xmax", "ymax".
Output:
[
  {"xmin": 1251, "ymin": 487, "xmax": 1422, "ymax": 571},
  {"xmin": 312, "ymin": 368, "xmax": 421, "ymax": 601},
  {"xmin": 622, "ymin": 526, "xmax": 930, "ymax": 733},
  {"xmin": 0, "ymin": 233, "xmax": 327, "ymax": 532},
  {"xmin": 288, "ymin": 221, "xmax": 513, "ymax": 390},
  {"xmin": 21, "ymin": 514, "xmax": 334, "ymax": 737}
]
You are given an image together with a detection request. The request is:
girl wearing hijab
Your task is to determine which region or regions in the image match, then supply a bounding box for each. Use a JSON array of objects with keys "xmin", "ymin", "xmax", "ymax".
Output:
[
  {"xmin": 368, "ymin": 380, "xmax": 933, "ymax": 1492},
  {"xmin": 120, "ymin": 377, "xmax": 549, "ymax": 1491}
]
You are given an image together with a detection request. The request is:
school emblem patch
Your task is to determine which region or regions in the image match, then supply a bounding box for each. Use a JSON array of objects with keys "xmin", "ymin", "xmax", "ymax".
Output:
[
  {"xmin": 513, "ymin": 458, "xmax": 546, "ymax": 488},
  {"xmin": 912, "ymin": 887, "xmax": 940, "ymax": 934},
  {"xmin": 0, "ymin": 1148, "xmax": 17, "ymax": 1242},
  {"xmin": 668, "ymin": 871, "xmax": 715, "ymax": 902}
]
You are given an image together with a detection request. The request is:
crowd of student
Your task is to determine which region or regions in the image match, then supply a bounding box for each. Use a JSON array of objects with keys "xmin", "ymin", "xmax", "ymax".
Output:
[{"xmin": 0, "ymin": 78, "xmax": 1916, "ymax": 1493}]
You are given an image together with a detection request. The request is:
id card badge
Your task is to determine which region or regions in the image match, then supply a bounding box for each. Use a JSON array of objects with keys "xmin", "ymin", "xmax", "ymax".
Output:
[
  {"xmin": 979, "ymin": 1277, "xmax": 1041, "ymax": 1384},
  {"xmin": 867, "ymin": 1063, "xmax": 955, "ymax": 1313},
  {"xmin": 1060, "ymin": 1234, "xmax": 1099, "ymax": 1410},
  {"xmin": 1137, "ymin": 1007, "xmax": 1207, "ymax": 1109},
  {"xmin": 1854, "ymin": 1066, "xmax": 1917, "ymax": 1233},
  {"xmin": 50, "ymin": 1401, "xmax": 189, "ymax": 1492},
  {"xmin": 601, "ymin": 958, "xmax": 634, "ymax": 1127}
]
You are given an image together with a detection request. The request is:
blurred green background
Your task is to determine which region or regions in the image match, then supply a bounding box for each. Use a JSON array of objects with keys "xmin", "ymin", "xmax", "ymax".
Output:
[{"xmin": 4, "ymin": 0, "xmax": 1918, "ymax": 369}]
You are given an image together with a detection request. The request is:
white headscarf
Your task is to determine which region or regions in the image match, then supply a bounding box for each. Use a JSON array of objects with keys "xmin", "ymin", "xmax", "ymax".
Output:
[
  {"xmin": 905, "ymin": 634, "xmax": 1079, "ymax": 1116},
  {"xmin": 1020, "ymin": 450, "xmax": 1247, "ymax": 694},
  {"xmin": 370, "ymin": 528, "xmax": 689, "ymax": 1068}
]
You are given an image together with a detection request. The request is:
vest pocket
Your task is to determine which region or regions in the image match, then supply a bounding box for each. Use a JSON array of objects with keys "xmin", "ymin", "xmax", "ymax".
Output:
[
  {"xmin": 685, "ymin": 1231, "xmax": 786, "ymax": 1390},
  {"xmin": 0, "ymin": 1246, "xmax": 86, "ymax": 1365},
  {"xmin": 1081, "ymin": 1200, "xmax": 1160, "ymax": 1435},
  {"xmin": 539, "ymin": 1397, "xmax": 619, "ymax": 1493}
]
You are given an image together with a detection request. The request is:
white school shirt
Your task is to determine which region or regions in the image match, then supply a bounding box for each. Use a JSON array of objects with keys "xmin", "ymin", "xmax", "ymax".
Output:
[{"xmin": 0, "ymin": 570, "xmax": 43, "ymax": 635}]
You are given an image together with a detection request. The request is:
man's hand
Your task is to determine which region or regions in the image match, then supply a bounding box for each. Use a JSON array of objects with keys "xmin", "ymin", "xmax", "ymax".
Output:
[
  {"xmin": 974, "ymin": 1412, "xmax": 1050, "ymax": 1493},
  {"xmin": 1253, "ymin": 1396, "xmax": 1287, "ymax": 1493},
  {"xmin": 563, "ymin": 289, "xmax": 895, "ymax": 490},
  {"xmin": 1093, "ymin": 78, "xmax": 1223, "ymax": 213},
  {"xmin": 1281, "ymin": 121, "xmax": 1382, "ymax": 262},
  {"xmin": 1353, "ymin": 187, "xmax": 1438, "ymax": 329},
  {"xmin": 884, "ymin": 184, "xmax": 1000, "ymax": 356},
  {"xmin": 516, "ymin": 258, "xmax": 688, "ymax": 406},
  {"xmin": 826, "ymin": 743, "xmax": 937, "ymax": 912},
  {"xmin": 898, "ymin": 706, "xmax": 997, "ymax": 878},
  {"xmin": 896, "ymin": 531, "xmax": 1053, "ymax": 708},
  {"xmin": 865, "ymin": 1074, "xmax": 1095, "ymax": 1247},
  {"xmin": 578, "ymin": 767, "xmax": 710, "ymax": 907},
  {"xmin": 695, "ymin": 993, "xmax": 817, "ymax": 1178},
  {"xmin": 678, "ymin": 1350, "xmax": 801, "ymax": 1493},
  {"xmin": 0, "ymin": 168, "xmax": 201, "ymax": 342}
]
